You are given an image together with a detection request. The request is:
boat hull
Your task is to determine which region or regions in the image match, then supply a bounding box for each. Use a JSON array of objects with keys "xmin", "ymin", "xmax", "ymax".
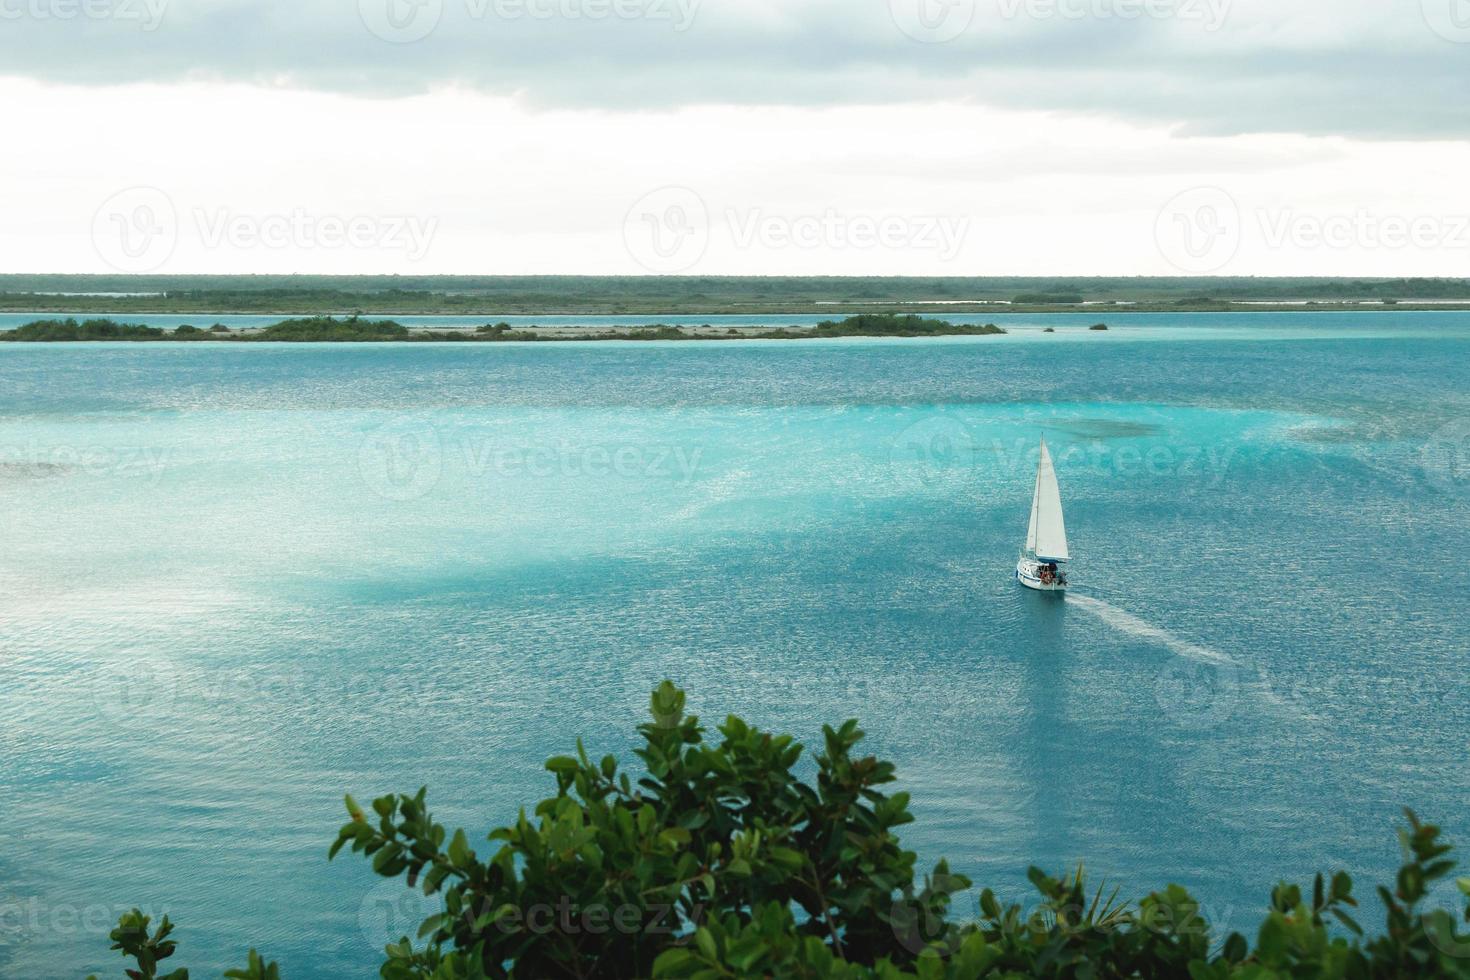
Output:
[{"xmin": 1016, "ymin": 556, "xmax": 1067, "ymax": 592}]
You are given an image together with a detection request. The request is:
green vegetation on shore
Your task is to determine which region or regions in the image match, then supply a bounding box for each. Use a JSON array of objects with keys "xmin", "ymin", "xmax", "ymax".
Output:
[
  {"xmin": 0, "ymin": 318, "xmax": 171, "ymax": 341},
  {"xmin": 802, "ymin": 313, "xmax": 1003, "ymax": 337},
  {"xmin": 6, "ymin": 274, "xmax": 1470, "ymax": 316},
  {"xmin": 1, "ymin": 314, "xmax": 1006, "ymax": 343},
  {"xmin": 89, "ymin": 683, "xmax": 1470, "ymax": 979},
  {"xmin": 1013, "ymin": 291, "xmax": 1085, "ymax": 305},
  {"xmin": 253, "ymin": 317, "xmax": 413, "ymax": 341},
  {"xmin": 0, "ymin": 318, "xmax": 243, "ymax": 341},
  {"xmin": 0, "ymin": 316, "xmax": 426, "ymax": 342}
]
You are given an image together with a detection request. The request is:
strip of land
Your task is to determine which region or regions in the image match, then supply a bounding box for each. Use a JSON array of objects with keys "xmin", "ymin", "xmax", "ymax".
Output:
[
  {"xmin": 3, "ymin": 275, "xmax": 1470, "ymax": 315},
  {"xmin": 0, "ymin": 314, "xmax": 1009, "ymax": 342}
]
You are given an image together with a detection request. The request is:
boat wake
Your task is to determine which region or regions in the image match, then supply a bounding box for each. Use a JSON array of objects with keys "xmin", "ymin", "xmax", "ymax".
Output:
[
  {"xmin": 1066, "ymin": 593, "xmax": 1234, "ymax": 666},
  {"xmin": 1066, "ymin": 592, "xmax": 1306, "ymax": 723}
]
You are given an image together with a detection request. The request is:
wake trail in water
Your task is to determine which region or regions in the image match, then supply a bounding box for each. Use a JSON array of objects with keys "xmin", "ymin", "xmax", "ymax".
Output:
[
  {"xmin": 1067, "ymin": 592, "xmax": 1307, "ymax": 721},
  {"xmin": 1067, "ymin": 593, "xmax": 1234, "ymax": 666}
]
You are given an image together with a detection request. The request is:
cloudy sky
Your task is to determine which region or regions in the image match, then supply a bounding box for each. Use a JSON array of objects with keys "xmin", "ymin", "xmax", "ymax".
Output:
[{"xmin": 1, "ymin": 0, "xmax": 1468, "ymax": 275}]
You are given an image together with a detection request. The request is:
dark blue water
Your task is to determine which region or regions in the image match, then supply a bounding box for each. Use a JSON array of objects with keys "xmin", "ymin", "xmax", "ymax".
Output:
[{"xmin": 2, "ymin": 314, "xmax": 1468, "ymax": 977}]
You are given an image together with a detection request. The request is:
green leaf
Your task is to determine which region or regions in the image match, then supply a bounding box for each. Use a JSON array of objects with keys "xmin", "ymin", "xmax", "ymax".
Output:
[
  {"xmin": 1257, "ymin": 914, "xmax": 1287, "ymax": 962},
  {"xmin": 979, "ymin": 889, "xmax": 1001, "ymax": 919},
  {"xmin": 448, "ymin": 828, "xmax": 471, "ymax": 866},
  {"xmin": 416, "ymin": 913, "xmax": 449, "ymax": 939},
  {"xmin": 1330, "ymin": 907, "xmax": 1363, "ymax": 936},
  {"xmin": 659, "ymin": 827, "xmax": 691, "ymax": 848},
  {"xmin": 651, "ymin": 947, "xmax": 695, "ymax": 975},
  {"xmin": 650, "ymin": 681, "xmax": 686, "ymax": 727}
]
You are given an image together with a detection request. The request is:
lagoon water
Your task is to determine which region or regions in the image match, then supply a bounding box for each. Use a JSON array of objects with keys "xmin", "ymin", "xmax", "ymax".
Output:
[{"xmin": 2, "ymin": 313, "xmax": 1468, "ymax": 977}]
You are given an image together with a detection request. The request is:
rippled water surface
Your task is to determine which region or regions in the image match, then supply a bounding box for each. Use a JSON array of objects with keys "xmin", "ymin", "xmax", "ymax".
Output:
[{"xmin": 2, "ymin": 313, "xmax": 1468, "ymax": 977}]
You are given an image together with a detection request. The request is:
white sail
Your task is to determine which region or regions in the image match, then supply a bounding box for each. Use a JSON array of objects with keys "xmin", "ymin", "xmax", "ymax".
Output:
[{"xmin": 1025, "ymin": 439, "xmax": 1069, "ymax": 562}]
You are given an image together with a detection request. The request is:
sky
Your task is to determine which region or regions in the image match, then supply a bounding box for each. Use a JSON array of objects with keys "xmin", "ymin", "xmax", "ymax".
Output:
[{"xmin": 1, "ymin": 0, "xmax": 1468, "ymax": 276}]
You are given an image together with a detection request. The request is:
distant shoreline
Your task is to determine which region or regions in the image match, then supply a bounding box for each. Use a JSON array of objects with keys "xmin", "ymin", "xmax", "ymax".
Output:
[
  {"xmin": 4, "ymin": 274, "xmax": 1470, "ymax": 317},
  {"xmin": 0, "ymin": 314, "xmax": 1010, "ymax": 344},
  {"xmin": 6, "ymin": 305, "xmax": 1470, "ymax": 319}
]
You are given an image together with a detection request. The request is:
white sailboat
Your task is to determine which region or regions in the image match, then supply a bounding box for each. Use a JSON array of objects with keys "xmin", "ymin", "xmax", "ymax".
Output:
[{"xmin": 1016, "ymin": 438, "xmax": 1070, "ymax": 592}]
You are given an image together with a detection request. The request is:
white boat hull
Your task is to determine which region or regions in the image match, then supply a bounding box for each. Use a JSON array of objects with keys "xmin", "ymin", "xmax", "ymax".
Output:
[{"xmin": 1016, "ymin": 556, "xmax": 1067, "ymax": 592}]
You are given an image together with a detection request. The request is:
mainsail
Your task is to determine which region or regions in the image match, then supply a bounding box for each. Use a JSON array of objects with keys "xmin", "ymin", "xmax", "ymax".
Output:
[{"xmin": 1025, "ymin": 439, "xmax": 1070, "ymax": 562}]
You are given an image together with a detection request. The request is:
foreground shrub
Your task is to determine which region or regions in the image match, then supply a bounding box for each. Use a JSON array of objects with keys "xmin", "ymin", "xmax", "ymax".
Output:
[{"xmin": 90, "ymin": 684, "xmax": 1470, "ymax": 978}]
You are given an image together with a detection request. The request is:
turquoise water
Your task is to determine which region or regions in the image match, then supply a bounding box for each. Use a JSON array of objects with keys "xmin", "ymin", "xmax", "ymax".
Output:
[{"xmin": 2, "ymin": 313, "xmax": 1468, "ymax": 977}]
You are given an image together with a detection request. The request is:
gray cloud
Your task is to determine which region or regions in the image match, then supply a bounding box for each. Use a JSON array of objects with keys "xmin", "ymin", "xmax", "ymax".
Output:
[{"xmin": 1, "ymin": 0, "xmax": 1467, "ymax": 138}]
